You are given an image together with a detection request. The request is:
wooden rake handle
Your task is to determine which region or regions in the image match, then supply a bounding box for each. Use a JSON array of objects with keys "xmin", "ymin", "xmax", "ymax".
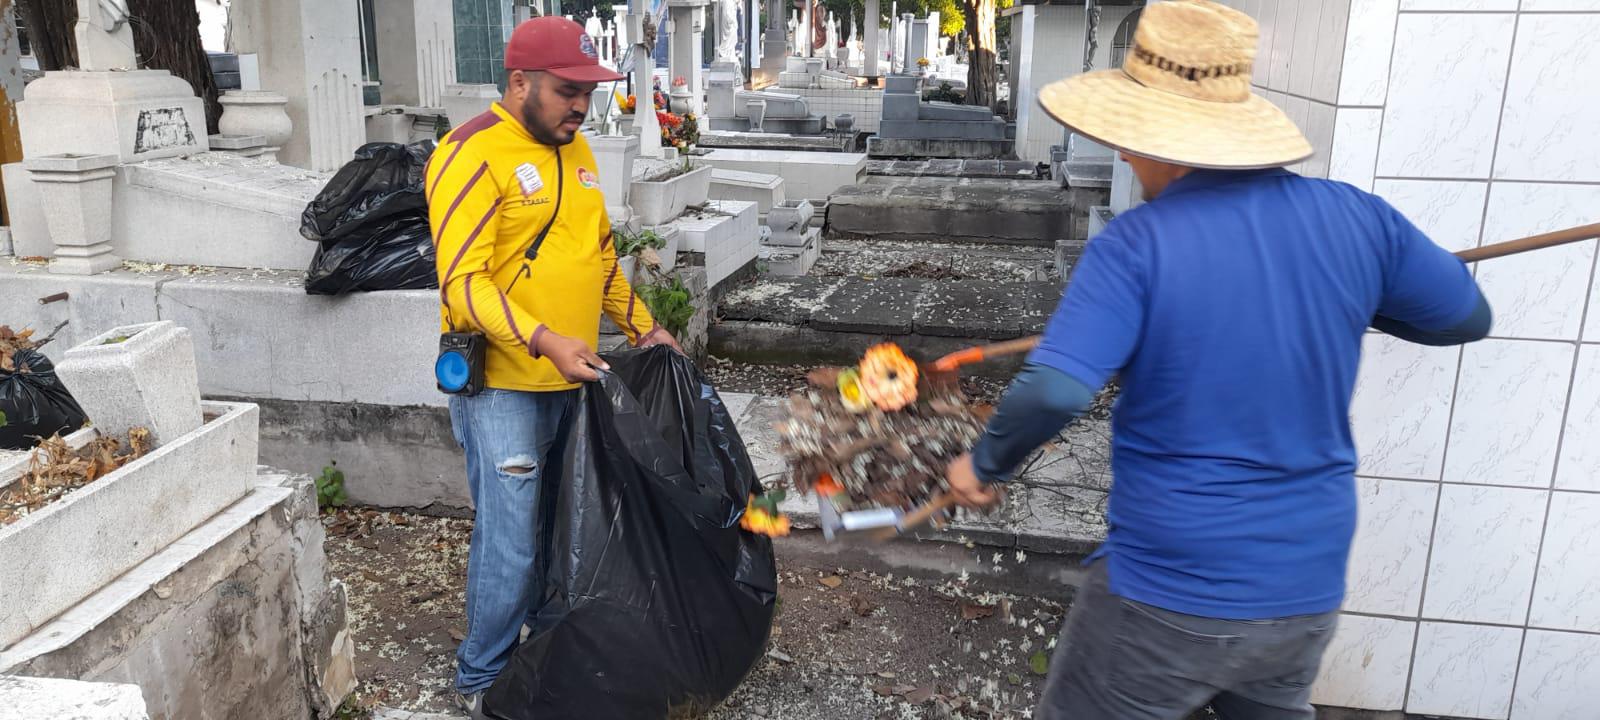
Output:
[{"xmin": 932, "ymin": 221, "xmax": 1600, "ymax": 372}]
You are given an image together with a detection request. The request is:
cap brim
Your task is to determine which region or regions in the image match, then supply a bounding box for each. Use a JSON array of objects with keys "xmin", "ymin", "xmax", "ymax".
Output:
[
  {"xmin": 1037, "ymin": 70, "xmax": 1313, "ymax": 170},
  {"xmin": 545, "ymin": 64, "xmax": 626, "ymax": 83}
]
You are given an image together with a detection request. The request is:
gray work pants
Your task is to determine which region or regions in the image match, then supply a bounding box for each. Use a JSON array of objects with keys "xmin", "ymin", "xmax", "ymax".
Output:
[{"xmin": 1037, "ymin": 562, "xmax": 1338, "ymax": 720}]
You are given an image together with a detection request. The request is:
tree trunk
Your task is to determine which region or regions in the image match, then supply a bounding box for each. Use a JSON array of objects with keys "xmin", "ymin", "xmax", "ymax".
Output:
[
  {"xmin": 961, "ymin": 0, "xmax": 997, "ymax": 110},
  {"xmin": 128, "ymin": 0, "xmax": 221, "ymax": 134},
  {"xmin": 14, "ymin": 0, "xmax": 76, "ymax": 71}
]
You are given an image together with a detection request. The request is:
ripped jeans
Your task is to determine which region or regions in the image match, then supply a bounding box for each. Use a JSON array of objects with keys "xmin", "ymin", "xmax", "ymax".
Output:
[{"xmin": 449, "ymin": 388, "xmax": 578, "ymax": 694}]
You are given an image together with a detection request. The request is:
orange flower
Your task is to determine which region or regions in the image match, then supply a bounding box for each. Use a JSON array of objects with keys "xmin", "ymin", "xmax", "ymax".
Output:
[
  {"xmin": 815, "ymin": 473, "xmax": 844, "ymax": 497},
  {"xmin": 858, "ymin": 343, "xmax": 919, "ymax": 411}
]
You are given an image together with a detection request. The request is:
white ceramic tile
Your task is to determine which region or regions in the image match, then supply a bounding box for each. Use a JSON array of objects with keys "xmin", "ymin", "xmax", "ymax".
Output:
[
  {"xmin": 1270, "ymin": 0, "xmax": 1300, "ymax": 91},
  {"xmin": 1589, "ymin": 271, "xmax": 1600, "ymax": 342},
  {"xmin": 1423, "ymin": 485, "xmax": 1546, "ymax": 625},
  {"xmin": 1372, "ymin": 180, "xmax": 1488, "ymax": 253},
  {"xmin": 1400, "ymin": 0, "xmax": 1517, "ymax": 8},
  {"xmin": 1352, "ymin": 333, "xmax": 1460, "ymax": 480},
  {"xmin": 1329, "ymin": 107, "xmax": 1382, "ymax": 191},
  {"xmin": 1494, "ymin": 14, "xmax": 1600, "ymax": 183},
  {"xmin": 1479, "ymin": 183, "xmax": 1600, "ymax": 340},
  {"xmin": 1375, "ymin": 13, "xmax": 1515, "ymax": 179},
  {"xmin": 1255, "ymin": 0, "xmax": 1280, "ymax": 89},
  {"xmin": 1346, "ymin": 478, "xmax": 1438, "ymax": 615},
  {"xmin": 1408, "ymin": 622, "xmax": 1523, "ymax": 719},
  {"xmin": 1302, "ymin": 100, "xmax": 1337, "ymax": 179},
  {"xmin": 1528, "ymin": 492, "xmax": 1600, "ymax": 632},
  {"xmin": 1312, "ymin": 614, "xmax": 1415, "ymax": 710},
  {"xmin": 1444, "ymin": 340, "xmax": 1574, "ymax": 488},
  {"xmin": 1337, "ymin": 0, "xmax": 1400, "ymax": 106},
  {"xmin": 1522, "ymin": 0, "xmax": 1600, "ymax": 7},
  {"xmin": 1557, "ymin": 346, "xmax": 1600, "ymax": 491},
  {"xmin": 1311, "ymin": 0, "xmax": 1353, "ymax": 104},
  {"xmin": 1511, "ymin": 630, "xmax": 1600, "ymax": 720},
  {"xmin": 1289, "ymin": 0, "xmax": 1323, "ymax": 97}
]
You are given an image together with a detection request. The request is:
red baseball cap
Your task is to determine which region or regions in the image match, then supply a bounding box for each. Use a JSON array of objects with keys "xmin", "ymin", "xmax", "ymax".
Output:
[{"xmin": 504, "ymin": 17, "xmax": 625, "ymax": 83}]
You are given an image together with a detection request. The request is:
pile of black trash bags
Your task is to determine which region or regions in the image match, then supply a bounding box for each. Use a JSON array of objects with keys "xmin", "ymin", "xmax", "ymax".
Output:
[
  {"xmin": 0, "ymin": 349, "xmax": 88, "ymax": 450},
  {"xmin": 485, "ymin": 346, "xmax": 779, "ymax": 719},
  {"xmin": 300, "ymin": 141, "xmax": 439, "ymax": 295}
]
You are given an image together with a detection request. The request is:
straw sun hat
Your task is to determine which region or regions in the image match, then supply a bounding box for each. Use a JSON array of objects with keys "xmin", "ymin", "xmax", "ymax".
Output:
[{"xmin": 1037, "ymin": 0, "xmax": 1311, "ymax": 169}]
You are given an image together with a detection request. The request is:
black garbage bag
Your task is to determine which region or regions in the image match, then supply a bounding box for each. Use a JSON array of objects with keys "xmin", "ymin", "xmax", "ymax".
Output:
[
  {"xmin": 486, "ymin": 346, "xmax": 779, "ymax": 720},
  {"xmin": 0, "ymin": 349, "xmax": 88, "ymax": 450},
  {"xmin": 301, "ymin": 140, "xmax": 438, "ymax": 295}
]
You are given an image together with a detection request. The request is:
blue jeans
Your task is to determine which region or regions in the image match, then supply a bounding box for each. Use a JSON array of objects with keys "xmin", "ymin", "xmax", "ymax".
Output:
[{"xmin": 449, "ymin": 388, "xmax": 578, "ymax": 694}]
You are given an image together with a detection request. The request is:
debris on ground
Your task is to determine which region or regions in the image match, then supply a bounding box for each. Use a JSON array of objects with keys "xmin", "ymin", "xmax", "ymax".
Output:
[
  {"xmin": 881, "ymin": 260, "xmax": 967, "ymax": 281},
  {"xmin": 324, "ymin": 510, "xmax": 473, "ymax": 716},
  {"xmin": 0, "ymin": 429, "xmax": 150, "ymax": 526},
  {"xmin": 325, "ymin": 512, "xmax": 1104, "ymax": 719}
]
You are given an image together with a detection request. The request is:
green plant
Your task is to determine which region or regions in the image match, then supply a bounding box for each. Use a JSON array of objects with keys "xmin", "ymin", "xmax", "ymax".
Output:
[
  {"xmin": 636, "ymin": 274, "xmax": 695, "ymax": 338},
  {"xmin": 923, "ymin": 82, "xmax": 964, "ymax": 104},
  {"xmin": 316, "ymin": 462, "xmax": 348, "ymax": 510},
  {"xmin": 614, "ymin": 228, "xmax": 667, "ymax": 258},
  {"xmin": 0, "ymin": 410, "xmax": 7, "ymax": 429}
]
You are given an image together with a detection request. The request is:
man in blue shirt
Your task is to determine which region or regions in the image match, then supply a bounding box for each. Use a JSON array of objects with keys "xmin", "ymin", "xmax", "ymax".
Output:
[{"xmin": 944, "ymin": 2, "xmax": 1490, "ymax": 718}]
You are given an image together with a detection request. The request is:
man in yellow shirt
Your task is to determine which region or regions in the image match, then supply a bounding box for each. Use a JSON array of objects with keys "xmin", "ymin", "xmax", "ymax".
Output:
[{"xmin": 425, "ymin": 17, "xmax": 679, "ymax": 715}]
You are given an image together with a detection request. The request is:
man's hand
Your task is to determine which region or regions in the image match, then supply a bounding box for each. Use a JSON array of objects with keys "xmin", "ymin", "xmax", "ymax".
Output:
[
  {"xmin": 537, "ymin": 331, "xmax": 608, "ymax": 383},
  {"xmin": 638, "ymin": 327, "xmax": 683, "ymax": 354},
  {"xmin": 946, "ymin": 453, "xmax": 1002, "ymax": 510}
]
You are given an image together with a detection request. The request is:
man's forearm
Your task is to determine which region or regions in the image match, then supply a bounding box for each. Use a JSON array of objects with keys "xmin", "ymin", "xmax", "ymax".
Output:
[
  {"xmin": 1373, "ymin": 291, "xmax": 1492, "ymax": 346},
  {"xmin": 970, "ymin": 363, "xmax": 1097, "ymax": 484}
]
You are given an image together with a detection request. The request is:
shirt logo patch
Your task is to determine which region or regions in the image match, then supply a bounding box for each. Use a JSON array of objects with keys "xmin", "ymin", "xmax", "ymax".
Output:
[
  {"xmin": 514, "ymin": 163, "xmax": 543, "ymax": 196},
  {"xmin": 579, "ymin": 34, "xmax": 598, "ymax": 59},
  {"xmin": 577, "ymin": 167, "xmax": 599, "ymax": 190}
]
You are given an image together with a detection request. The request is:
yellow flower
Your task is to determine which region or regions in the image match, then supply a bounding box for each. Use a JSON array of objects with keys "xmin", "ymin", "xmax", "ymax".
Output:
[
  {"xmin": 740, "ymin": 495, "xmax": 791, "ymax": 537},
  {"xmin": 837, "ymin": 368, "xmax": 871, "ymax": 413}
]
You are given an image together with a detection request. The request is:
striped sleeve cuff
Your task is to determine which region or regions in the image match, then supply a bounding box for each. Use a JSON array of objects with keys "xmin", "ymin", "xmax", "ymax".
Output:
[{"xmin": 528, "ymin": 324, "xmax": 548, "ymax": 358}]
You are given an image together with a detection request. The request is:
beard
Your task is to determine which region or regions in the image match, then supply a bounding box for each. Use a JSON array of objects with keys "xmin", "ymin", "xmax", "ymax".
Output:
[{"xmin": 521, "ymin": 95, "xmax": 582, "ymax": 146}]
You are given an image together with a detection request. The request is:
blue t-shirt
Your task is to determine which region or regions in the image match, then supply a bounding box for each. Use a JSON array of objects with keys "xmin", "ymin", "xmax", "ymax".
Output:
[{"xmin": 1035, "ymin": 168, "xmax": 1480, "ymax": 619}]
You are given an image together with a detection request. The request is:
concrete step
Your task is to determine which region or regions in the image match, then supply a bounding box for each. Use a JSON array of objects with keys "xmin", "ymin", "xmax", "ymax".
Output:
[
  {"xmin": 867, "ymin": 158, "xmax": 1045, "ymax": 180},
  {"xmin": 712, "ymin": 274, "xmax": 1061, "ymax": 376},
  {"xmin": 825, "ymin": 176, "xmax": 1075, "ymax": 247},
  {"xmin": 810, "ymin": 238, "xmax": 1058, "ymax": 283}
]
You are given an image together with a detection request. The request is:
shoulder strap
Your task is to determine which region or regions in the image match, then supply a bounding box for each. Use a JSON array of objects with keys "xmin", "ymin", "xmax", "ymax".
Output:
[{"xmin": 524, "ymin": 147, "xmax": 565, "ymax": 262}]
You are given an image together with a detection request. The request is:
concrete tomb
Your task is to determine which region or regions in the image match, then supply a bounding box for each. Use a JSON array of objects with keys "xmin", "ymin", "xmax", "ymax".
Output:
[
  {"xmin": 758, "ymin": 199, "xmax": 822, "ymax": 276},
  {"xmin": 868, "ymin": 75, "xmax": 1014, "ymax": 159}
]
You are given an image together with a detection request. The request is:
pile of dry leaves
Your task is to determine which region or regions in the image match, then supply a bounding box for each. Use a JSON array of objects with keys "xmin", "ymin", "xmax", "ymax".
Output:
[
  {"xmin": 0, "ymin": 429, "xmax": 151, "ymax": 527},
  {"xmin": 777, "ymin": 343, "xmax": 988, "ymax": 509},
  {"xmin": 0, "ymin": 325, "xmax": 42, "ymax": 374}
]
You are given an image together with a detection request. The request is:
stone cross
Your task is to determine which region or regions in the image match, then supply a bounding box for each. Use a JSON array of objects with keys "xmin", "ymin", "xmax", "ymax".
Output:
[{"xmin": 75, "ymin": 0, "xmax": 137, "ymax": 72}]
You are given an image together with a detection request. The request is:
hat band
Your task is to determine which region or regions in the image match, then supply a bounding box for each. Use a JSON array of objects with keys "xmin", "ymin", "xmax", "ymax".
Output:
[{"xmin": 1128, "ymin": 43, "xmax": 1252, "ymax": 82}]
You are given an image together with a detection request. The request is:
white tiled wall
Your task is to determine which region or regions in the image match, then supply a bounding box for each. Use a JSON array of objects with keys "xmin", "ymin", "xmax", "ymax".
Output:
[
  {"xmin": 1493, "ymin": 14, "xmax": 1600, "ymax": 183},
  {"xmin": 1375, "ymin": 13, "xmax": 1516, "ymax": 179},
  {"xmin": 1422, "ymin": 485, "xmax": 1544, "ymax": 625},
  {"xmin": 1312, "ymin": 614, "xmax": 1416, "ymax": 710},
  {"xmin": 1443, "ymin": 340, "xmax": 1572, "ymax": 488},
  {"xmin": 1512, "ymin": 630, "xmax": 1600, "ymax": 720},
  {"xmin": 1221, "ymin": 1, "xmax": 1600, "ymax": 716},
  {"xmin": 1346, "ymin": 477, "xmax": 1436, "ymax": 615},
  {"xmin": 1409, "ymin": 622, "xmax": 1523, "ymax": 719}
]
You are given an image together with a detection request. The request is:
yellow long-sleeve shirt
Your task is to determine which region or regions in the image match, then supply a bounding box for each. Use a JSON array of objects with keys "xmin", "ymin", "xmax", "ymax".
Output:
[{"xmin": 427, "ymin": 102, "xmax": 656, "ymax": 392}]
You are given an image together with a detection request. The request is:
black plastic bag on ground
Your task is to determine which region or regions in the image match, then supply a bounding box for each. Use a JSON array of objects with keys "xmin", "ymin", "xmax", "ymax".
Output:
[
  {"xmin": 0, "ymin": 349, "xmax": 88, "ymax": 450},
  {"xmin": 301, "ymin": 140, "xmax": 438, "ymax": 295},
  {"xmin": 487, "ymin": 346, "xmax": 779, "ymax": 720}
]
